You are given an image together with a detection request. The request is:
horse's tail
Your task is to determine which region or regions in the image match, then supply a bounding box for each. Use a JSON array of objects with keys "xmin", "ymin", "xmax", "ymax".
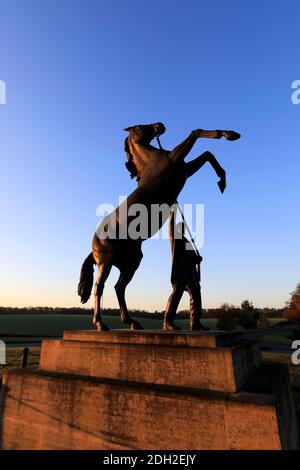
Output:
[{"xmin": 77, "ymin": 252, "xmax": 95, "ymax": 304}]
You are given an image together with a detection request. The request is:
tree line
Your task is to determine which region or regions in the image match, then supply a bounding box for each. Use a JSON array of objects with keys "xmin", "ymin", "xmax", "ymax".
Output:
[
  {"xmin": 0, "ymin": 304, "xmax": 283, "ymax": 322},
  {"xmin": 214, "ymin": 283, "xmax": 300, "ymax": 330}
]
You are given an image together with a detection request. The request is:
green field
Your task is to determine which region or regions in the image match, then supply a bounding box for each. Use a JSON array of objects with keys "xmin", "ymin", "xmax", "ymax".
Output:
[
  {"xmin": 0, "ymin": 314, "xmax": 213, "ymax": 342},
  {"xmin": 262, "ymin": 351, "xmax": 300, "ymax": 410},
  {"xmin": 0, "ymin": 314, "xmax": 288, "ymax": 343}
]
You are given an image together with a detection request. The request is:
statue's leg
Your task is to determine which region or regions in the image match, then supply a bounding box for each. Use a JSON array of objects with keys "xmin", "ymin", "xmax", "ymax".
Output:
[
  {"xmin": 163, "ymin": 284, "xmax": 185, "ymax": 330},
  {"xmin": 186, "ymin": 282, "xmax": 209, "ymax": 331},
  {"xmin": 115, "ymin": 263, "xmax": 144, "ymax": 331},
  {"xmin": 93, "ymin": 263, "xmax": 112, "ymax": 331}
]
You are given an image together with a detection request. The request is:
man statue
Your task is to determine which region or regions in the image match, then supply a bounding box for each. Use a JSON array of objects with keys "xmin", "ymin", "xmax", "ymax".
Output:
[{"xmin": 163, "ymin": 207, "xmax": 209, "ymax": 331}]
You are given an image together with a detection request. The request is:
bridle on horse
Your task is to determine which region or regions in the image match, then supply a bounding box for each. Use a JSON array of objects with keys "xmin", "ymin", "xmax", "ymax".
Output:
[{"xmin": 156, "ymin": 135, "xmax": 164, "ymax": 150}]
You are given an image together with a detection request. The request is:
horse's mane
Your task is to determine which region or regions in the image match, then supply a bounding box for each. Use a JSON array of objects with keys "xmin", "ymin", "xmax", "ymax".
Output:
[{"xmin": 124, "ymin": 137, "xmax": 140, "ymax": 182}]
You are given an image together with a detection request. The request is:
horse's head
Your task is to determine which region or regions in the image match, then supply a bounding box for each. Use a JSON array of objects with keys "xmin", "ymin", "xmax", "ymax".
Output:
[
  {"xmin": 124, "ymin": 122, "xmax": 166, "ymax": 144},
  {"xmin": 123, "ymin": 122, "xmax": 166, "ymax": 181}
]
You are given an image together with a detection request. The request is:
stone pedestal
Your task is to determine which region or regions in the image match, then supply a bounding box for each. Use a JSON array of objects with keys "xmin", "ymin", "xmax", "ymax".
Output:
[
  {"xmin": 0, "ymin": 330, "xmax": 299, "ymax": 450},
  {"xmin": 40, "ymin": 330, "xmax": 261, "ymax": 393}
]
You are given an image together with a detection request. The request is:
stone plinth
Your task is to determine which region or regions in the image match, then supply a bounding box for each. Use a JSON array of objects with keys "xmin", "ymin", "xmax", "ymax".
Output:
[
  {"xmin": 0, "ymin": 330, "xmax": 299, "ymax": 450},
  {"xmin": 40, "ymin": 330, "xmax": 261, "ymax": 393}
]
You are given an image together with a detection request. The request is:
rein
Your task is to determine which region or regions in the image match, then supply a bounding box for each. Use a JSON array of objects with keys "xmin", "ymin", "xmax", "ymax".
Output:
[
  {"xmin": 156, "ymin": 136, "xmax": 164, "ymax": 150},
  {"xmin": 175, "ymin": 201, "xmax": 200, "ymax": 258},
  {"xmin": 155, "ymin": 135, "xmax": 199, "ymax": 259},
  {"xmin": 155, "ymin": 134, "xmax": 201, "ymax": 263},
  {"xmin": 175, "ymin": 200, "xmax": 202, "ymax": 282}
]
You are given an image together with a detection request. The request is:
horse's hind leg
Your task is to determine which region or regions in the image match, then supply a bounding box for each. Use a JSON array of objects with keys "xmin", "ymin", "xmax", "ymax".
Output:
[
  {"xmin": 93, "ymin": 263, "xmax": 112, "ymax": 331},
  {"xmin": 115, "ymin": 267, "xmax": 144, "ymax": 331}
]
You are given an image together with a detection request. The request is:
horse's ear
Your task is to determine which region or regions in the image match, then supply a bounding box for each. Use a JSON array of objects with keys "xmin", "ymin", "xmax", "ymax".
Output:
[
  {"xmin": 124, "ymin": 124, "xmax": 142, "ymax": 132},
  {"xmin": 124, "ymin": 125, "xmax": 143, "ymax": 144}
]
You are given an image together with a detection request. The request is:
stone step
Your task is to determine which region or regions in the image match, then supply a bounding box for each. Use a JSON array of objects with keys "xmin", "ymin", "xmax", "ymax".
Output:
[
  {"xmin": 63, "ymin": 329, "xmax": 241, "ymax": 347},
  {"xmin": 40, "ymin": 330, "xmax": 261, "ymax": 393}
]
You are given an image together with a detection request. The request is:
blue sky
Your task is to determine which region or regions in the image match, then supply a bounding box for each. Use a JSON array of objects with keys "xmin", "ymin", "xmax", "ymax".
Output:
[{"xmin": 0, "ymin": 0, "xmax": 299, "ymax": 310}]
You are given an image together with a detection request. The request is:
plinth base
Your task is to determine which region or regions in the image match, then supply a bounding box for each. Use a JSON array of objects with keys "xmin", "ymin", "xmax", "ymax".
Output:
[
  {"xmin": 0, "ymin": 330, "xmax": 299, "ymax": 450},
  {"xmin": 40, "ymin": 330, "xmax": 261, "ymax": 393}
]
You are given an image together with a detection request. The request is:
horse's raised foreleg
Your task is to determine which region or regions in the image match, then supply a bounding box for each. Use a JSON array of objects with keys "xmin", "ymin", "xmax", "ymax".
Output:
[
  {"xmin": 197, "ymin": 130, "xmax": 240, "ymax": 141},
  {"xmin": 169, "ymin": 129, "xmax": 240, "ymax": 164},
  {"xmin": 115, "ymin": 268, "xmax": 144, "ymax": 330},
  {"xmin": 93, "ymin": 263, "xmax": 112, "ymax": 331},
  {"xmin": 168, "ymin": 132, "xmax": 198, "ymax": 163},
  {"xmin": 186, "ymin": 151, "xmax": 227, "ymax": 193}
]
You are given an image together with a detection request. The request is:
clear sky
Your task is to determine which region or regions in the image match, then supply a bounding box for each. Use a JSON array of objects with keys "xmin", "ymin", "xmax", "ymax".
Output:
[{"xmin": 0, "ymin": 0, "xmax": 299, "ymax": 311}]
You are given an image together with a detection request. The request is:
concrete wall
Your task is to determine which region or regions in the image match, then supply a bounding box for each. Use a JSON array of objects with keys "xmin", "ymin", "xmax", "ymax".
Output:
[
  {"xmin": 0, "ymin": 368, "xmax": 287, "ymax": 450},
  {"xmin": 0, "ymin": 330, "xmax": 298, "ymax": 450}
]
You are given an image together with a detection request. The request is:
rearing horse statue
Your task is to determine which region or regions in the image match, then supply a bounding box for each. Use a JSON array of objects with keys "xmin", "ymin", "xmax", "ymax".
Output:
[{"xmin": 78, "ymin": 123, "xmax": 240, "ymax": 331}]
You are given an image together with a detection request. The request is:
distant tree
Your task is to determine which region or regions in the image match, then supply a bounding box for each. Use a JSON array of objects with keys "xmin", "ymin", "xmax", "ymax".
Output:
[
  {"xmin": 240, "ymin": 300, "xmax": 254, "ymax": 312},
  {"xmin": 284, "ymin": 283, "xmax": 300, "ymax": 326},
  {"xmin": 237, "ymin": 300, "xmax": 259, "ymax": 329},
  {"xmin": 258, "ymin": 309, "xmax": 270, "ymax": 328},
  {"xmin": 216, "ymin": 303, "xmax": 238, "ymax": 331}
]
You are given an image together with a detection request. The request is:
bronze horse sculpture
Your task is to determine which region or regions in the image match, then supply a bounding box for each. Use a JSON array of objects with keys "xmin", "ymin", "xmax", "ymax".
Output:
[{"xmin": 78, "ymin": 123, "xmax": 240, "ymax": 331}]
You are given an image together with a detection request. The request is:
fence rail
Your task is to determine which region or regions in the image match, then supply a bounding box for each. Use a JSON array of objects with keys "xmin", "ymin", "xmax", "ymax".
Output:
[{"xmin": 0, "ymin": 347, "xmax": 40, "ymax": 370}]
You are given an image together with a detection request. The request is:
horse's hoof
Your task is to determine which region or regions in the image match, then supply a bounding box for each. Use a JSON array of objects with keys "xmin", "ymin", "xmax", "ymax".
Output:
[
  {"xmin": 93, "ymin": 321, "xmax": 109, "ymax": 331},
  {"xmin": 163, "ymin": 321, "xmax": 181, "ymax": 331},
  {"xmin": 223, "ymin": 130, "xmax": 241, "ymax": 141},
  {"xmin": 130, "ymin": 320, "xmax": 144, "ymax": 330}
]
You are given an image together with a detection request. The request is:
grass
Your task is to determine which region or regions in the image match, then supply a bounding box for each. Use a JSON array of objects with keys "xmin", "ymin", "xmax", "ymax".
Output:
[
  {"xmin": 259, "ymin": 332, "xmax": 293, "ymax": 345},
  {"xmin": 0, "ymin": 314, "xmax": 218, "ymax": 342},
  {"xmin": 0, "ymin": 346, "xmax": 41, "ymax": 383},
  {"xmin": 262, "ymin": 351, "xmax": 300, "ymax": 408},
  {"xmin": 0, "ymin": 314, "xmax": 286, "ymax": 342}
]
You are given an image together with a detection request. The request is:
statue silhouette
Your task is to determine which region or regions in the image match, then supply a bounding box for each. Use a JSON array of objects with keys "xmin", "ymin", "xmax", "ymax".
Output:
[
  {"xmin": 77, "ymin": 123, "xmax": 240, "ymax": 331},
  {"xmin": 164, "ymin": 206, "xmax": 208, "ymax": 331}
]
